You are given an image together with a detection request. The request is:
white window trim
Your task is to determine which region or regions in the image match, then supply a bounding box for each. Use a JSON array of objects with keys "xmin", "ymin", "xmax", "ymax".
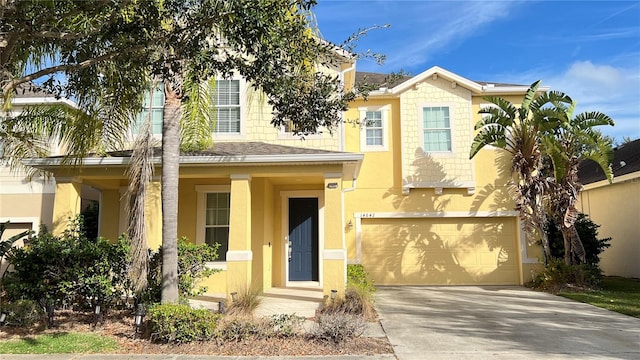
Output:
[
  {"xmin": 196, "ymin": 185, "xmax": 231, "ymax": 270},
  {"xmin": 359, "ymin": 105, "xmax": 390, "ymax": 152},
  {"xmin": 211, "ymin": 75, "xmax": 247, "ymax": 140},
  {"xmin": 418, "ymin": 103, "xmax": 456, "ymax": 155}
]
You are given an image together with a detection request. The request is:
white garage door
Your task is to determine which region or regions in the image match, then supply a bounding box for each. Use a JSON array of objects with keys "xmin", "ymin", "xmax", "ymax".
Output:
[{"xmin": 361, "ymin": 217, "xmax": 519, "ymax": 285}]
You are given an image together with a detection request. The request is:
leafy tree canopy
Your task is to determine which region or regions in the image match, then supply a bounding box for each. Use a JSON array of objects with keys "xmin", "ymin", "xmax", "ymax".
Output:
[{"xmin": 1, "ymin": 0, "xmax": 356, "ymax": 147}]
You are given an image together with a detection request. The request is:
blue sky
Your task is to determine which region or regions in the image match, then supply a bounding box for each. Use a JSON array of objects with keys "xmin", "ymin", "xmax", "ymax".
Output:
[{"xmin": 314, "ymin": 0, "xmax": 640, "ymax": 142}]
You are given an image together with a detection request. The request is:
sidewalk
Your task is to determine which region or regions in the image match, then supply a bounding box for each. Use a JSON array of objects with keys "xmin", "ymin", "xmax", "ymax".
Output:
[{"xmin": 1, "ymin": 356, "xmax": 396, "ymax": 360}]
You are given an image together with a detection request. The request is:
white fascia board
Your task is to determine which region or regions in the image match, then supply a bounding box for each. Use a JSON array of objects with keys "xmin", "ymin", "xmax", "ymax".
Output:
[
  {"xmin": 12, "ymin": 97, "xmax": 78, "ymax": 108},
  {"xmin": 391, "ymin": 66, "xmax": 483, "ymax": 94},
  {"xmin": 582, "ymin": 171, "xmax": 640, "ymax": 190},
  {"xmin": 23, "ymin": 153, "xmax": 365, "ymax": 173},
  {"xmin": 482, "ymin": 85, "xmax": 550, "ymax": 95}
]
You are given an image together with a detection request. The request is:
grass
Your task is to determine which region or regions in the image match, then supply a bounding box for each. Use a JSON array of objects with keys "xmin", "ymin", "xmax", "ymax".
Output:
[
  {"xmin": 0, "ymin": 332, "xmax": 119, "ymax": 354},
  {"xmin": 559, "ymin": 276, "xmax": 640, "ymax": 317}
]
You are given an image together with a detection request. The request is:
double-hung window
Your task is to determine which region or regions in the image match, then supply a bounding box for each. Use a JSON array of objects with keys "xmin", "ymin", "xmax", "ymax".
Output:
[
  {"xmin": 204, "ymin": 192, "xmax": 230, "ymax": 261},
  {"xmin": 422, "ymin": 106, "xmax": 452, "ymax": 152},
  {"xmin": 365, "ymin": 111, "xmax": 383, "ymax": 146},
  {"xmin": 212, "ymin": 80, "xmax": 241, "ymax": 134},
  {"xmin": 196, "ymin": 186, "xmax": 231, "ymax": 263},
  {"xmin": 359, "ymin": 106, "xmax": 389, "ymax": 152},
  {"xmin": 134, "ymin": 87, "xmax": 164, "ymax": 135}
]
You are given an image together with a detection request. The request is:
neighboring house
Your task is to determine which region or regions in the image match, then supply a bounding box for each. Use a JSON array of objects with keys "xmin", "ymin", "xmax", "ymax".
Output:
[
  {"xmin": 14, "ymin": 64, "xmax": 544, "ymax": 298},
  {"xmin": 578, "ymin": 139, "xmax": 640, "ymax": 278},
  {"xmin": 0, "ymin": 84, "xmax": 99, "ymax": 242}
]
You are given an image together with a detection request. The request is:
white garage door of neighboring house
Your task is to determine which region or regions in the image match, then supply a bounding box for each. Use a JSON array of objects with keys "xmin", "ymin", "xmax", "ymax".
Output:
[{"xmin": 361, "ymin": 217, "xmax": 519, "ymax": 285}]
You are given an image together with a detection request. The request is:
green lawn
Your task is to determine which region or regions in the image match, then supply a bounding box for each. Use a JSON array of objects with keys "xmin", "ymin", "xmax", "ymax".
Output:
[
  {"xmin": 560, "ymin": 276, "xmax": 640, "ymax": 317},
  {"xmin": 0, "ymin": 332, "xmax": 119, "ymax": 354}
]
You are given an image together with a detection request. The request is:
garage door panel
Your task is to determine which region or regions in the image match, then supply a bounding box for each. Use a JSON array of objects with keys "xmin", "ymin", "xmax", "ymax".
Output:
[{"xmin": 361, "ymin": 217, "xmax": 519, "ymax": 285}]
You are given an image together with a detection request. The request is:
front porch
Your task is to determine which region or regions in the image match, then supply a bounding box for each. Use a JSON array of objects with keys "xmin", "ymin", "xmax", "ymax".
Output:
[
  {"xmin": 189, "ymin": 286, "xmax": 324, "ymax": 318},
  {"xmin": 27, "ymin": 142, "xmax": 363, "ymax": 298}
]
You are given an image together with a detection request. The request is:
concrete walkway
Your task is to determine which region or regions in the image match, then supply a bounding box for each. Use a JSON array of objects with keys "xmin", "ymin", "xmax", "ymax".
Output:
[{"xmin": 375, "ymin": 286, "xmax": 640, "ymax": 360}]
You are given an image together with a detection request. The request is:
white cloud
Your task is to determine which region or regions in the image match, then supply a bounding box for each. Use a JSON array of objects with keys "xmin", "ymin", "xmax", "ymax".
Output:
[{"xmin": 546, "ymin": 61, "xmax": 640, "ymax": 141}]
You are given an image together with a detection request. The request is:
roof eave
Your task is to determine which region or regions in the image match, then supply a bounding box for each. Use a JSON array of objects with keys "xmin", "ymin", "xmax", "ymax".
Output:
[{"xmin": 23, "ymin": 153, "xmax": 365, "ymax": 179}]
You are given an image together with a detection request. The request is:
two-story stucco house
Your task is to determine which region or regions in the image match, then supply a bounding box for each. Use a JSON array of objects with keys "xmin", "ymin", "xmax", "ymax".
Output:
[{"xmin": 8, "ymin": 63, "xmax": 544, "ymax": 298}]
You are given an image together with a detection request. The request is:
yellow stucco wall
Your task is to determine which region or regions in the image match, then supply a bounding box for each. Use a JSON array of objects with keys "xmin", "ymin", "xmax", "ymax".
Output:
[
  {"xmin": 578, "ymin": 178, "xmax": 640, "ymax": 278},
  {"xmin": 343, "ymin": 89, "xmax": 540, "ymax": 285}
]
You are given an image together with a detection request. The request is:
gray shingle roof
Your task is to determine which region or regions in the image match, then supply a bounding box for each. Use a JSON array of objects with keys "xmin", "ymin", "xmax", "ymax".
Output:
[
  {"xmin": 355, "ymin": 71, "xmax": 526, "ymax": 90},
  {"xmin": 110, "ymin": 142, "xmax": 346, "ymax": 158},
  {"xmin": 578, "ymin": 138, "xmax": 640, "ymax": 185}
]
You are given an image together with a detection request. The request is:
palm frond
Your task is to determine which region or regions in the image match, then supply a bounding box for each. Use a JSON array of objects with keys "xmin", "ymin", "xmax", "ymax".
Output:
[
  {"xmin": 125, "ymin": 121, "xmax": 155, "ymax": 294},
  {"xmin": 521, "ymin": 80, "xmax": 542, "ymax": 110},
  {"xmin": 572, "ymin": 111, "xmax": 614, "ymax": 130},
  {"xmin": 180, "ymin": 77, "xmax": 214, "ymax": 152},
  {"xmin": 470, "ymin": 125, "xmax": 508, "ymax": 159}
]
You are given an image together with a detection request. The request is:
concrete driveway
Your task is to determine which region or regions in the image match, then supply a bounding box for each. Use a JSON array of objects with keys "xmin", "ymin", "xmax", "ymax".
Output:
[{"xmin": 375, "ymin": 286, "xmax": 640, "ymax": 360}]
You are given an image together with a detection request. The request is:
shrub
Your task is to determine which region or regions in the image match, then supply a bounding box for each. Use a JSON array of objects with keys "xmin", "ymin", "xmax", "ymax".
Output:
[
  {"xmin": 268, "ymin": 313, "xmax": 305, "ymax": 337},
  {"xmin": 3, "ymin": 218, "xmax": 130, "ymax": 311},
  {"xmin": 529, "ymin": 258, "xmax": 603, "ymax": 292},
  {"xmin": 1, "ymin": 299, "xmax": 44, "ymax": 327},
  {"xmin": 347, "ymin": 264, "xmax": 376, "ymax": 294},
  {"xmin": 141, "ymin": 238, "xmax": 220, "ymax": 303},
  {"xmin": 320, "ymin": 265, "xmax": 376, "ymax": 320},
  {"xmin": 545, "ymin": 213, "xmax": 611, "ymax": 266},
  {"xmin": 215, "ymin": 315, "xmax": 265, "ymax": 342},
  {"xmin": 147, "ymin": 303, "xmax": 221, "ymax": 343},
  {"xmin": 309, "ymin": 311, "xmax": 366, "ymax": 343}
]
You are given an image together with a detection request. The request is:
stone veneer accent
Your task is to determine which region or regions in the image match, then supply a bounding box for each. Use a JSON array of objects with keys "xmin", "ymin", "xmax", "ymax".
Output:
[{"xmin": 399, "ymin": 76, "xmax": 475, "ymax": 188}]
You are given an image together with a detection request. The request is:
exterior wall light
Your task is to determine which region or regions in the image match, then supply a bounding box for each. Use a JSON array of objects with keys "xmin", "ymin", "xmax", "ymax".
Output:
[{"xmin": 327, "ymin": 182, "xmax": 338, "ymax": 189}]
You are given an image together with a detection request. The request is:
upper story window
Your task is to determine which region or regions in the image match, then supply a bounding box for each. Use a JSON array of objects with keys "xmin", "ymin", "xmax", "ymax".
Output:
[
  {"xmin": 212, "ymin": 80, "xmax": 241, "ymax": 134},
  {"xmin": 365, "ymin": 111, "xmax": 383, "ymax": 146},
  {"xmin": 358, "ymin": 106, "xmax": 389, "ymax": 152},
  {"xmin": 134, "ymin": 87, "xmax": 164, "ymax": 135},
  {"xmin": 422, "ymin": 106, "xmax": 451, "ymax": 152}
]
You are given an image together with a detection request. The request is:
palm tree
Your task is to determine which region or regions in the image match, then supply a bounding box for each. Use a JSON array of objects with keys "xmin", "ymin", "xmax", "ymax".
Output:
[
  {"xmin": 538, "ymin": 97, "xmax": 614, "ymax": 264},
  {"xmin": 471, "ymin": 83, "xmax": 614, "ymax": 265},
  {"xmin": 470, "ymin": 81, "xmax": 556, "ymax": 261}
]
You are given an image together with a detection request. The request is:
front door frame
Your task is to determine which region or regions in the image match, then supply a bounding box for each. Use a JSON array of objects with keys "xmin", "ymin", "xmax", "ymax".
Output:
[{"xmin": 280, "ymin": 190, "xmax": 324, "ymax": 288}]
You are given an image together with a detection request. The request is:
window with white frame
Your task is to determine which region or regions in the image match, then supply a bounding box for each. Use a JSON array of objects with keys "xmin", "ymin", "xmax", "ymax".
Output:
[
  {"xmin": 422, "ymin": 106, "xmax": 452, "ymax": 152},
  {"xmin": 212, "ymin": 80, "xmax": 240, "ymax": 133},
  {"xmin": 204, "ymin": 192, "xmax": 230, "ymax": 260},
  {"xmin": 359, "ymin": 106, "xmax": 389, "ymax": 152},
  {"xmin": 196, "ymin": 185, "xmax": 231, "ymax": 263},
  {"xmin": 133, "ymin": 86, "xmax": 164, "ymax": 135}
]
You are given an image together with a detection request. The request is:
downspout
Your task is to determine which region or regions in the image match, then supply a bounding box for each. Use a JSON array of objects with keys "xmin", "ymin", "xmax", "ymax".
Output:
[{"xmin": 339, "ymin": 62, "xmax": 356, "ymax": 152}]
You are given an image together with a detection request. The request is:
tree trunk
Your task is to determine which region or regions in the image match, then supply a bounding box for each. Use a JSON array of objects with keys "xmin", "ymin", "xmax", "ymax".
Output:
[{"xmin": 161, "ymin": 83, "xmax": 181, "ymax": 304}]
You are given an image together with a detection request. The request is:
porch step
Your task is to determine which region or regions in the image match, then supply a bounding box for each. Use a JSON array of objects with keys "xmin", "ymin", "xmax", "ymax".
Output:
[
  {"xmin": 256, "ymin": 287, "xmax": 324, "ymax": 318},
  {"xmin": 188, "ymin": 288, "xmax": 324, "ymax": 319}
]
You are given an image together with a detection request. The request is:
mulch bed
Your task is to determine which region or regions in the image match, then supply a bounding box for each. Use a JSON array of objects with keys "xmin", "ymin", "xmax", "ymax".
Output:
[{"xmin": 0, "ymin": 310, "xmax": 393, "ymax": 356}]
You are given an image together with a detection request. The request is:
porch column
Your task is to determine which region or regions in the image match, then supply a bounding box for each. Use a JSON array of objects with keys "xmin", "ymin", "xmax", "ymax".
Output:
[
  {"xmin": 227, "ymin": 174, "xmax": 252, "ymax": 294},
  {"xmin": 145, "ymin": 179, "xmax": 163, "ymax": 250},
  {"xmin": 323, "ymin": 173, "xmax": 346, "ymax": 296},
  {"xmin": 52, "ymin": 177, "xmax": 82, "ymax": 236},
  {"xmin": 99, "ymin": 189, "xmax": 120, "ymax": 241}
]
